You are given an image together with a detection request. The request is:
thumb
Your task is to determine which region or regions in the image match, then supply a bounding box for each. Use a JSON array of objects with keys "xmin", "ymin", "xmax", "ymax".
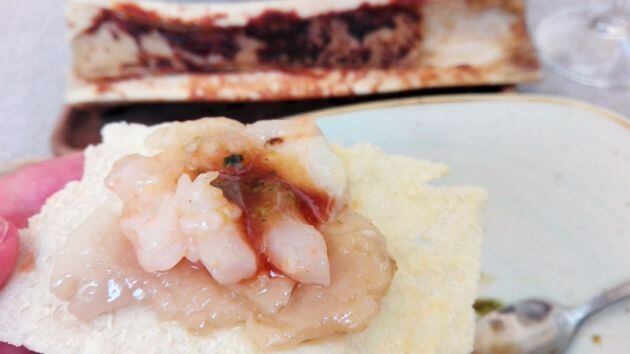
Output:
[
  {"xmin": 0, "ymin": 152, "xmax": 84, "ymax": 229},
  {"xmin": 0, "ymin": 215, "xmax": 34, "ymax": 354},
  {"xmin": 0, "ymin": 343, "xmax": 33, "ymax": 354},
  {"xmin": 0, "ymin": 217, "xmax": 19, "ymax": 289}
]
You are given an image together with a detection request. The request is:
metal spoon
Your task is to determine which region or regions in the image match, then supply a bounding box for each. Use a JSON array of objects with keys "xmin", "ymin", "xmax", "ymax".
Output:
[{"xmin": 474, "ymin": 280, "xmax": 630, "ymax": 354}]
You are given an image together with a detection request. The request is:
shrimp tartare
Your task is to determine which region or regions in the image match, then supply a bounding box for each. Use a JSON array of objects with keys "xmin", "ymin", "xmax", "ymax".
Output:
[{"xmin": 50, "ymin": 117, "xmax": 396, "ymax": 349}]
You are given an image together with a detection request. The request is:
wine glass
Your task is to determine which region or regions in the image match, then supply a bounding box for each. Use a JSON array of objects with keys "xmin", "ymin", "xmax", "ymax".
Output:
[{"xmin": 535, "ymin": 0, "xmax": 630, "ymax": 88}]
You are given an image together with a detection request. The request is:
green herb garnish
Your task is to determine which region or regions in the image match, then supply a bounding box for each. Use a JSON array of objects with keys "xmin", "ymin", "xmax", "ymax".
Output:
[
  {"xmin": 224, "ymin": 154, "xmax": 244, "ymax": 167},
  {"xmin": 473, "ymin": 298, "xmax": 504, "ymax": 317}
]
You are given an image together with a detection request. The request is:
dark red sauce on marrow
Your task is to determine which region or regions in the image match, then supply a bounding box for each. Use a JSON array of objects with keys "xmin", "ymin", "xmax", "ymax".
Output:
[{"xmin": 81, "ymin": 1, "xmax": 423, "ymax": 78}]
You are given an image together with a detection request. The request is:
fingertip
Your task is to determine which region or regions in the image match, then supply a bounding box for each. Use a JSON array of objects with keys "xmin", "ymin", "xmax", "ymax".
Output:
[
  {"xmin": 0, "ymin": 342, "xmax": 34, "ymax": 354},
  {"xmin": 57, "ymin": 152, "xmax": 85, "ymax": 180},
  {"xmin": 34, "ymin": 151, "xmax": 85, "ymax": 184},
  {"xmin": 0, "ymin": 152, "xmax": 85, "ymax": 228},
  {"xmin": 0, "ymin": 217, "xmax": 19, "ymax": 289}
]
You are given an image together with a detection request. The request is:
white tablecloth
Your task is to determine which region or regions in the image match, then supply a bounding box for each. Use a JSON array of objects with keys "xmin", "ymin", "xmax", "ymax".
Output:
[{"xmin": 1, "ymin": 0, "xmax": 628, "ymax": 163}]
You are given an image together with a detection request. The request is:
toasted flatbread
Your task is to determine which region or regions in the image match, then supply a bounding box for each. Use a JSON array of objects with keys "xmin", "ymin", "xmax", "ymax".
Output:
[{"xmin": 0, "ymin": 121, "xmax": 485, "ymax": 353}]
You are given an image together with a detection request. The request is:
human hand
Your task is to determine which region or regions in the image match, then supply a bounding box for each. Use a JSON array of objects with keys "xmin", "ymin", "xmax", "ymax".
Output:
[{"xmin": 0, "ymin": 153, "xmax": 84, "ymax": 353}]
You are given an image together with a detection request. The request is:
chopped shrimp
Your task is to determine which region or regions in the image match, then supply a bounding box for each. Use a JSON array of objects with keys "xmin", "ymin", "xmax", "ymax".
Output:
[
  {"xmin": 174, "ymin": 172, "xmax": 257, "ymax": 284},
  {"xmin": 54, "ymin": 117, "xmax": 396, "ymax": 349},
  {"xmin": 107, "ymin": 154, "xmax": 186, "ymax": 272},
  {"xmin": 119, "ymin": 193, "xmax": 184, "ymax": 272},
  {"xmin": 107, "ymin": 160, "xmax": 257, "ymax": 283},
  {"xmin": 106, "ymin": 117, "xmax": 347, "ymax": 286},
  {"xmin": 263, "ymin": 216, "xmax": 330, "ymax": 286},
  {"xmin": 105, "ymin": 153, "xmax": 179, "ymax": 203}
]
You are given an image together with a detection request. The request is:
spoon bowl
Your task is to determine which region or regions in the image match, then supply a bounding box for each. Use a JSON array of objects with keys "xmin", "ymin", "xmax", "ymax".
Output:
[
  {"xmin": 475, "ymin": 299, "xmax": 575, "ymax": 354},
  {"xmin": 474, "ymin": 280, "xmax": 630, "ymax": 354}
]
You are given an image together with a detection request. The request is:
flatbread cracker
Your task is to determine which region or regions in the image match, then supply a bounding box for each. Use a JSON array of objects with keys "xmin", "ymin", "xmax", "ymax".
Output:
[{"xmin": 0, "ymin": 122, "xmax": 485, "ymax": 353}]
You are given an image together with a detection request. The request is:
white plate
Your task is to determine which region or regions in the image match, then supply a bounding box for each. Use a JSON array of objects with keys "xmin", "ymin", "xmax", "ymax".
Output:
[{"xmin": 312, "ymin": 94, "xmax": 630, "ymax": 354}]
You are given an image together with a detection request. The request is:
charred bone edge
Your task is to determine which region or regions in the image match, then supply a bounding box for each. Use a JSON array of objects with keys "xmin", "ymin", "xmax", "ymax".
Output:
[{"xmin": 66, "ymin": 0, "xmax": 539, "ymax": 103}]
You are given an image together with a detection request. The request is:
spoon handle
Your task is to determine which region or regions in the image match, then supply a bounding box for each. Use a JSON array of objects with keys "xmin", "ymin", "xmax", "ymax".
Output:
[{"xmin": 568, "ymin": 280, "xmax": 630, "ymax": 325}]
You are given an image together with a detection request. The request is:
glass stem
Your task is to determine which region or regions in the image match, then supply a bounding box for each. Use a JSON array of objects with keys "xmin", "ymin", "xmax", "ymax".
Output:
[{"xmin": 593, "ymin": 0, "xmax": 630, "ymax": 39}]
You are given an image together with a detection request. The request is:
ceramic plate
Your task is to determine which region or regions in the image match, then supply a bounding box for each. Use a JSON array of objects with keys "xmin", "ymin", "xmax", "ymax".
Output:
[{"xmin": 311, "ymin": 94, "xmax": 630, "ymax": 353}]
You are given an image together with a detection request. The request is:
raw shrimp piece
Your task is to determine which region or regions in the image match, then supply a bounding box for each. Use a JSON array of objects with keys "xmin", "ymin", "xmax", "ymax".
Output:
[
  {"xmin": 245, "ymin": 116, "xmax": 321, "ymax": 143},
  {"xmin": 246, "ymin": 118, "xmax": 347, "ymax": 212},
  {"xmin": 195, "ymin": 228, "xmax": 257, "ymax": 284},
  {"xmin": 146, "ymin": 118, "xmax": 248, "ymax": 152},
  {"xmin": 248, "ymin": 209, "xmax": 396, "ymax": 349},
  {"xmin": 105, "ymin": 153, "xmax": 176, "ymax": 202},
  {"xmin": 119, "ymin": 192, "xmax": 185, "ymax": 272},
  {"xmin": 231, "ymin": 275, "xmax": 296, "ymax": 315},
  {"xmin": 107, "ymin": 154, "xmax": 187, "ymax": 272},
  {"xmin": 175, "ymin": 172, "xmax": 257, "ymax": 284},
  {"xmin": 263, "ymin": 216, "xmax": 331, "ymax": 286}
]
